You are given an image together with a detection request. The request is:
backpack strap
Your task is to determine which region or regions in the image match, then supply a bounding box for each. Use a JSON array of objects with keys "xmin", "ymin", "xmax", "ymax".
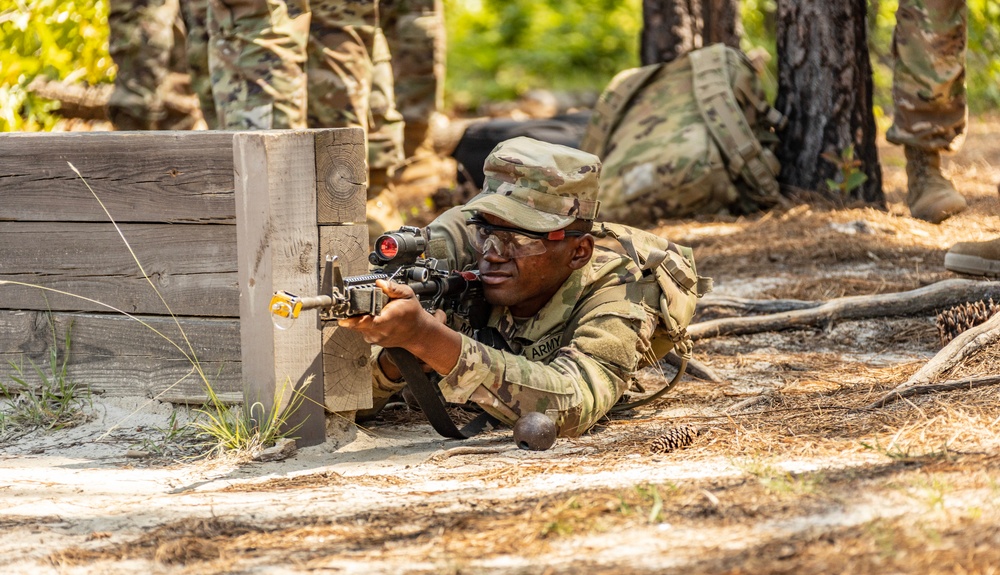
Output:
[
  {"xmin": 386, "ymin": 348, "xmax": 501, "ymax": 439},
  {"xmin": 599, "ymin": 223, "xmax": 712, "ymax": 297},
  {"xmin": 688, "ymin": 44, "xmax": 780, "ymax": 198},
  {"xmin": 579, "ymin": 64, "xmax": 663, "ymax": 157}
]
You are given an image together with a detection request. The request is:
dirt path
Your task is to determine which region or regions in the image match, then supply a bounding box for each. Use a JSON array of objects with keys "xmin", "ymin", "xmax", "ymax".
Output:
[{"xmin": 2, "ymin": 118, "xmax": 999, "ymax": 574}]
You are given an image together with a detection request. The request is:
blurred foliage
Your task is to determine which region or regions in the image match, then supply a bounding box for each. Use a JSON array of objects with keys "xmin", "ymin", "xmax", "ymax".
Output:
[
  {"xmin": 740, "ymin": 0, "xmax": 778, "ymax": 100},
  {"xmin": 868, "ymin": 0, "xmax": 899, "ymax": 131},
  {"xmin": 0, "ymin": 0, "xmax": 113, "ymax": 131},
  {"xmin": 966, "ymin": 0, "xmax": 1000, "ymax": 111},
  {"xmin": 1, "ymin": 0, "xmax": 997, "ymax": 130},
  {"xmin": 443, "ymin": 0, "xmax": 642, "ymax": 112}
]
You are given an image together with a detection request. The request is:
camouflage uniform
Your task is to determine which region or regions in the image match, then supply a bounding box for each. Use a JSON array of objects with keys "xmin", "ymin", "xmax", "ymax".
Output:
[
  {"xmin": 108, "ymin": 0, "xmax": 214, "ymax": 130},
  {"xmin": 179, "ymin": 0, "xmax": 216, "ymax": 128},
  {"xmin": 369, "ymin": 138, "xmax": 659, "ymax": 438},
  {"xmin": 305, "ymin": 1, "xmax": 405, "ymax": 239},
  {"xmin": 207, "ymin": 0, "xmax": 405, "ymax": 235},
  {"xmin": 380, "ymin": 0, "xmax": 445, "ymax": 158},
  {"xmin": 107, "ymin": 0, "xmax": 180, "ymax": 129},
  {"xmin": 206, "ymin": 0, "xmax": 311, "ymax": 129},
  {"xmin": 885, "ymin": 0, "xmax": 968, "ymax": 223},
  {"xmin": 886, "ymin": 0, "xmax": 967, "ymax": 152}
]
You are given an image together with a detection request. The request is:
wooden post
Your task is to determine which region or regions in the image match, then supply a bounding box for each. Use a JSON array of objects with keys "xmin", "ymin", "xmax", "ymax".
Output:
[
  {"xmin": 234, "ymin": 130, "xmax": 326, "ymax": 447},
  {"xmin": 314, "ymin": 128, "xmax": 374, "ymax": 414}
]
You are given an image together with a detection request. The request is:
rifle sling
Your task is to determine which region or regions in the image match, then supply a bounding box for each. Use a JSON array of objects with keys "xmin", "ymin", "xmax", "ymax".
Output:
[{"xmin": 385, "ymin": 347, "xmax": 498, "ymax": 439}]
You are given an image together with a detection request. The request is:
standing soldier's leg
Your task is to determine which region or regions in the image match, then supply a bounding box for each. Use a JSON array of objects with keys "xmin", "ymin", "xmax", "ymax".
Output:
[
  {"xmin": 107, "ymin": 0, "xmax": 179, "ymax": 130},
  {"xmin": 207, "ymin": 0, "xmax": 310, "ymax": 129},
  {"xmin": 380, "ymin": 0, "xmax": 447, "ymax": 201},
  {"xmin": 308, "ymin": 1, "xmax": 405, "ymax": 243},
  {"xmin": 368, "ymin": 26, "xmax": 406, "ymax": 196},
  {"xmin": 887, "ymin": 0, "xmax": 968, "ymax": 223},
  {"xmin": 180, "ymin": 0, "xmax": 217, "ymax": 128},
  {"xmin": 381, "ymin": 0, "xmax": 445, "ymax": 159}
]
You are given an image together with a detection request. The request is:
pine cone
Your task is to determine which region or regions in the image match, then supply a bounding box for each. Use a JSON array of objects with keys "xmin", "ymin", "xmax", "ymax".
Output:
[
  {"xmin": 936, "ymin": 298, "xmax": 1000, "ymax": 345},
  {"xmin": 649, "ymin": 424, "xmax": 701, "ymax": 454}
]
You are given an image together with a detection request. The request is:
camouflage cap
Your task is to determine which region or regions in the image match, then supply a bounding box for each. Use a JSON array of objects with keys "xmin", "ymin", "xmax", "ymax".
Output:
[{"xmin": 462, "ymin": 136, "xmax": 602, "ymax": 232}]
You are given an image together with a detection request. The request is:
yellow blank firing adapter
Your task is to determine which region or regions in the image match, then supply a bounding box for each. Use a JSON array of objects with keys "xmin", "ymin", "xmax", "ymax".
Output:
[{"xmin": 270, "ymin": 291, "xmax": 303, "ymax": 320}]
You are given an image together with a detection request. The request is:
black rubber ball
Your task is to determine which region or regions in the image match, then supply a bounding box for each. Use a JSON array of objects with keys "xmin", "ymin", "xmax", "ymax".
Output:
[{"xmin": 513, "ymin": 412, "xmax": 557, "ymax": 451}]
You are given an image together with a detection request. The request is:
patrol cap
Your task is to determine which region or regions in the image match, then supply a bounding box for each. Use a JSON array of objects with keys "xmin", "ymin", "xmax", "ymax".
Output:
[{"xmin": 462, "ymin": 136, "xmax": 602, "ymax": 233}]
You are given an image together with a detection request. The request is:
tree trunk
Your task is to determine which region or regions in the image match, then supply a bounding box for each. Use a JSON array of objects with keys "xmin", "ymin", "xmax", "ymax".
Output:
[
  {"xmin": 775, "ymin": 0, "xmax": 884, "ymax": 205},
  {"xmin": 640, "ymin": 0, "xmax": 741, "ymax": 65},
  {"xmin": 702, "ymin": 0, "xmax": 741, "ymax": 48}
]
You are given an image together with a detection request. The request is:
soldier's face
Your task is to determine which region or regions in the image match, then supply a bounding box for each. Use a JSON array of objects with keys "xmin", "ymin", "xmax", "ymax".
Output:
[{"xmin": 476, "ymin": 214, "xmax": 584, "ymax": 318}]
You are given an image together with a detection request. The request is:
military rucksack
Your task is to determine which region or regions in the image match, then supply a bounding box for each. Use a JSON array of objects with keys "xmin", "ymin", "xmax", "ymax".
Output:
[
  {"xmin": 580, "ymin": 44, "xmax": 787, "ymax": 224},
  {"xmin": 565, "ymin": 221, "xmax": 712, "ymax": 369}
]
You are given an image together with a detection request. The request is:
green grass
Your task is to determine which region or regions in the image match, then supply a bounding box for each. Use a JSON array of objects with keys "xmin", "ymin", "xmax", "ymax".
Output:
[
  {"xmin": 737, "ymin": 457, "xmax": 825, "ymax": 495},
  {"xmin": 192, "ymin": 376, "xmax": 310, "ymax": 458},
  {"xmin": 860, "ymin": 434, "xmax": 953, "ymax": 463},
  {"xmin": 0, "ymin": 315, "xmax": 91, "ymax": 441},
  {"xmin": 127, "ymin": 409, "xmax": 202, "ymax": 460}
]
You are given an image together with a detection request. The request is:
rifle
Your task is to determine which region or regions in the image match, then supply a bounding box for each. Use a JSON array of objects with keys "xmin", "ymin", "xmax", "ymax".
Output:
[
  {"xmin": 269, "ymin": 226, "xmax": 495, "ymax": 439},
  {"xmin": 269, "ymin": 226, "xmax": 487, "ymax": 324}
]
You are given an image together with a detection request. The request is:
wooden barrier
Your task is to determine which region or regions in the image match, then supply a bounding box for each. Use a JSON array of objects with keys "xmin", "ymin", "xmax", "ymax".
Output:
[{"xmin": 0, "ymin": 129, "xmax": 371, "ymax": 446}]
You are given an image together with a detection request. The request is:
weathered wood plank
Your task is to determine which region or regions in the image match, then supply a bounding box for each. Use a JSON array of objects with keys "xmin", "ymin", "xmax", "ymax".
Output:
[
  {"xmin": 0, "ymin": 131, "xmax": 236, "ymax": 223},
  {"xmin": 0, "ymin": 222, "xmax": 238, "ymax": 317},
  {"xmin": 234, "ymin": 131, "xmax": 325, "ymax": 447},
  {"xmin": 315, "ymin": 128, "xmax": 367, "ymax": 225},
  {"xmin": 319, "ymin": 224, "xmax": 372, "ymax": 411},
  {"xmin": 0, "ymin": 310, "xmax": 241, "ymax": 403}
]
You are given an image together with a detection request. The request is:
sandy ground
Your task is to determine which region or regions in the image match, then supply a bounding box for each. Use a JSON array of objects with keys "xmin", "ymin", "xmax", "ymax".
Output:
[{"xmin": 2, "ymin": 117, "xmax": 1000, "ymax": 574}]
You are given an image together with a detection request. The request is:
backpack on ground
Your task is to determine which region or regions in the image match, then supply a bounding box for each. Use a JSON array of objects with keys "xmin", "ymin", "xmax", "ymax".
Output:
[
  {"xmin": 580, "ymin": 43, "xmax": 787, "ymax": 225},
  {"xmin": 450, "ymin": 112, "xmax": 591, "ymax": 190},
  {"xmin": 566, "ymin": 221, "xmax": 712, "ymax": 372}
]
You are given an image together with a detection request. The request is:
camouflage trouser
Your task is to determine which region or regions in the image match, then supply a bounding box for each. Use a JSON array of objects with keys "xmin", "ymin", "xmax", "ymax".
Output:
[
  {"xmin": 886, "ymin": 0, "xmax": 967, "ymax": 152},
  {"xmin": 179, "ymin": 0, "xmax": 216, "ymax": 128},
  {"xmin": 206, "ymin": 0, "xmax": 311, "ymax": 129},
  {"xmin": 306, "ymin": 1, "xmax": 404, "ymax": 180},
  {"xmin": 108, "ymin": 0, "xmax": 215, "ymax": 130},
  {"xmin": 107, "ymin": 0, "xmax": 179, "ymax": 129},
  {"xmin": 380, "ymin": 0, "xmax": 445, "ymax": 158},
  {"xmin": 207, "ymin": 0, "xmax": 406, "ymax": 235}
]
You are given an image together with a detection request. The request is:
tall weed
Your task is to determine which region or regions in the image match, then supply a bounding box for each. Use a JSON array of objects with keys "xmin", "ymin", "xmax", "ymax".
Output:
[{"xmin": 0, "ymin": 315, "xmax": 90, "ymax": 440}]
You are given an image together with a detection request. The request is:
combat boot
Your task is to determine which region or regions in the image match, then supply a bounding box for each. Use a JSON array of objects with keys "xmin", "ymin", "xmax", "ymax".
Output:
[
  {"xmin": 904, "ymin": 146, "xmax": 967, "ymax": 223},
  {"xmin": 944, "ymin": 238, "xmax": 1000, "ymax": 278}
]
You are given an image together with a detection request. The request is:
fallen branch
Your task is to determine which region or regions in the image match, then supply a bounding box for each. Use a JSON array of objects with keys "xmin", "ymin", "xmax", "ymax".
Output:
[
  {"xmin": 424, "ymin": 444, "xmax": 512, "ymax": 463},
  {"xmin": 688, "ymin": 279, "xmax": 1000, "ymax": 341},
  {"xmin": 724, "ymin": 391, "xmax": 778, "ymax": 414},
  {"xmin": 696, "ymin": 295, "xmax": 819, "ymax": 317},
  {"xmin": 27, "ymin": 77, "xmax": 112, "ymax": 120},
  {"xmin": 858, "ymin": 374, "xmax": 1000, "ymax": 411},
  {"xmin": 663, "ymin": 353, "xmax": 725, "ymax": 383},
  {"xmin": 890, "ymin": 311, "xmax": 1000, "ymax": 391},
  {"xmin": 27, "ymin": 73, "xmax": 200, "ymax": 120}
]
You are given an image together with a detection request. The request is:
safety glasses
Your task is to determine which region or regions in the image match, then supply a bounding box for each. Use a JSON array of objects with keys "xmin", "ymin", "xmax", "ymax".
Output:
[{"xmin": 466, "ymin": 216, "xmax": 586, "ymax": 259}]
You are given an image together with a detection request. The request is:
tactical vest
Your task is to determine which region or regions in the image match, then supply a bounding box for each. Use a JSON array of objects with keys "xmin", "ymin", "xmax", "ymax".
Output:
[{"xmin": 580, "ymin": 44, "xmax": 787, "ymax": 224}]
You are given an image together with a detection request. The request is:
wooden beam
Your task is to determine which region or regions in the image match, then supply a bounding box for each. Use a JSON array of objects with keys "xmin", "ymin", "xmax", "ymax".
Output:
[
  {"xmin": 234, "ymin": 130, "xmax": 325, "ymax": 447},
  {"xmin": 0, "ymin": 131, "xmax": 237, "ymax": 223},
  {"xmin": 0, "ymin": 222, "xmax": 238, "ymax": 316},
  {"xmin": 319, "ymin": 224, "xmax": 373, "ymax": 411},
  {"xmin": 315, "ymin": 128, "xmax": 367, "ymax": 225},
  {"xmin": 0, "ymin": 310, "xmax": 240, "ymax": 403},
  {"xmin": 315, "ymin": 127, "xmax": 371, "ymax": 413}
]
